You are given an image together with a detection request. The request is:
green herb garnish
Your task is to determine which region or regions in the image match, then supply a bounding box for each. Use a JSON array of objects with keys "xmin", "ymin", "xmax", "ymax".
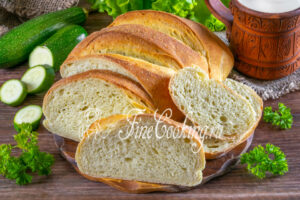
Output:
[
  {"xmin": 241, "ymin": 144, "xmax": 288, "ymax": 179},
  {"xmin": 0, "ymin": 124, "xmax": 54, "ymax": 185},
  {"xmin": 263, "ymin": 103, "xmax": 293, "ymax": 129}
]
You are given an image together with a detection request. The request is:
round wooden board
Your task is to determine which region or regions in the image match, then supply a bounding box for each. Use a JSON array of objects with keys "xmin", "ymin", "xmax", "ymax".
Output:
[{"xmin": 54, "ymin": 134, "xmax": 253, "ymax": 193}]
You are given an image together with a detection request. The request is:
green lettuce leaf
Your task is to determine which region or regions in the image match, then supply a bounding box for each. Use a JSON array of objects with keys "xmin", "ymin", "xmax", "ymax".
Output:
[
  {"xmin": 88, "ymin": 0, "xmax": 231, "ymax": 32},
  {"xmin": 204, "ymin": 15, "xmax": 226, "ymax": 32},
  {"xmin": 151, "ymin": 0, "xmax": 197, "ymax": 18},
  {"xmin": 89, "ymin": 0, "xmax": 144, "ymax": 18},
  {"xmin": 191, "ymin": 0, "xmax": 230, "ymax": 31}
]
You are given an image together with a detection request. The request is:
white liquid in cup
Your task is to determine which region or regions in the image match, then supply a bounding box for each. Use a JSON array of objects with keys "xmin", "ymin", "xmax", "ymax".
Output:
[{"xmin": 238, "ymin": 0, "xmax": 300, "ymax": 13}]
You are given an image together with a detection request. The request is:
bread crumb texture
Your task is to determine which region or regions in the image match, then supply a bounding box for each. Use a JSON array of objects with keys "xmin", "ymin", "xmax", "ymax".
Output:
[
  {"xmin": 76, "ymin": 115, "xmax": 205, "ymax": 187},
  {"xmin": 43, "ymin": 78, "xmax": 147, "ymax": 141}
]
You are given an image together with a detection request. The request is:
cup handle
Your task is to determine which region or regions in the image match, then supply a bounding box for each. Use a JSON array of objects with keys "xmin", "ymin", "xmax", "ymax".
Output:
[{"xmin": 204, "ymin": 0, "xmax": 234, "ymax": 33}]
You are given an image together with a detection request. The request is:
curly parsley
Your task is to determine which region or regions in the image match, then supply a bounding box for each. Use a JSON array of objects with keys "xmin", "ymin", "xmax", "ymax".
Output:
[
  {"xmin": 241, "ymin": 144, "xmax": 288, "ymax": 179},
  {"xmin": 0, "ymin": 124, "xmax": 54, "ymax": 185},
  {"xmin": 263, "ymin": 103, "xmax": 293, "ymax": 129}
]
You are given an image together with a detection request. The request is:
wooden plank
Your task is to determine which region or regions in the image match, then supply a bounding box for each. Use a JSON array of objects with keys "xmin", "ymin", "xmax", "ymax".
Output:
[{"xmin": 0, "ymin": 5, "xmax": 300, "ymax": 200}]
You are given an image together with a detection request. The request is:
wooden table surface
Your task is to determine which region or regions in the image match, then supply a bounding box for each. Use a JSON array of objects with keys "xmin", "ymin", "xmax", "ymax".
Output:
[{"xmin": 1, "ymin": 3, "xmax": 300, "ymax": 200}]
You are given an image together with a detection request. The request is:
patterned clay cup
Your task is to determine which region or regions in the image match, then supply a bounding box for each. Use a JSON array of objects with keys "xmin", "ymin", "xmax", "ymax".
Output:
[{"xmin": 205, "ymin": 0, "xmax": 300, "ymax": 80}]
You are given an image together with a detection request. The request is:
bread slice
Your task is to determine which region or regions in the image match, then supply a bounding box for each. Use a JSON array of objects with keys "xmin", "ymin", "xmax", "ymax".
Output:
[
  {"xmin": 60, "ymin": 54, "xmax": 185, "ymax": 121},
  {"xmin": 109, "ymin": 10, "xmax": 234, "ymax": 80},
  {"xmin": 224, "ymin": 79, "xmax": 263, "ymax": 123},
  {"xmin": 169, "ymin": 67, "xmax": 256, "ymax": 141},
  {"xmin": 66, "ymin": 24, "xmax": 209, "ymax": 77},
  {"xmin": 43, "ymin": 70, "xmax": 154, "ymax": 142},
  {"xmin": 75, "ymin": 114, "xmax": 205, "ymax": 187},
  {"xmin": 203, "ymin": 79, "xmax": 263, "ymax": 159}
]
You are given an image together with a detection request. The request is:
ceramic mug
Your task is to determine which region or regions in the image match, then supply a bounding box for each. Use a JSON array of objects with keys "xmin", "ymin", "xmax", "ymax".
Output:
[{"xmin": 205, "ymin": 0, "xmax": 300, "ymax": 80}]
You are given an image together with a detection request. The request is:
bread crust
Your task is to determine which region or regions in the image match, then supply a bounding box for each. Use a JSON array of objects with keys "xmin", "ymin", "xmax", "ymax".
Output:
[
  {"xmin": 65, "ymin": 24, "xmax": 209, "ymax": 77},
  {"xmin": 204, "ymin": 132, "xmax": 253, "ymax": 160},
  {"xmin": 181, "ymin": 19, "xmax": 234, "ymax": 80},
  {"xmin": 43, "ymin": 70, "xmax": 155, "ymax": 113},
  {"xmin": 76, "ymin": 113, "xmax": 206, "ymax": 186},
  {"xmin": 61, "ymin": 54, "xmax": 186, "ymax": 121},
  {"xmin": 72, "ymin": 171, "xmax": 191, "ymax": 193},
  {"xmin": 110, "ymin": 10, "xmax": 234, "ymax": 80}
]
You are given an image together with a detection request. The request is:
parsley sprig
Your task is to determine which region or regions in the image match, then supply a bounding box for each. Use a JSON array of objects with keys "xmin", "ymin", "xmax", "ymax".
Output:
[
  {"xmin": 241, "ymin": 144, "xmax": 288, "ymax": 179},
  {"xmin": 0, "ymin": 124, "xmax": 54, "ymax": 185},
  {"xmin": 263, "ymin": 103, "xmax": 293, "ymax": 129}
]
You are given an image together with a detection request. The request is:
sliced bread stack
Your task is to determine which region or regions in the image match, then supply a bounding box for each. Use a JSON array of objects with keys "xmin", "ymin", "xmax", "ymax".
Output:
[
  {"xmin": 60, "ymin": 10, "xmax": 235, "ymax": 121},
  {"xmin": 42, "ymin": 10, "xmax": 262, "ymax": 187}
]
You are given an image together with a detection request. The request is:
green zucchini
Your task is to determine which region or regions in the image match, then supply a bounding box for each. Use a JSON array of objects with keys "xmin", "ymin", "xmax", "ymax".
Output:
[
  {"xmin": 29, "ymin": 25, "xmax": 88, "ymax": 71},
  {"xmin": 21, "ymin": 65, "xmax": 55, "ymax": 94},
  {"xmin": 0, "ymin": 7, "xmax": 87, "ymax": 68},
  {"xmin": 0, "ymin": 79, "xmax": 27, "ymax": 106},
  {"xmin": 14, "ymin": 105, "xmax": 43, "ymax": 132}
]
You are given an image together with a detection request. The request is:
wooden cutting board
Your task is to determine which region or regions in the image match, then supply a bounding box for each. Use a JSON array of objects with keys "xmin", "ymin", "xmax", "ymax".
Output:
[{"xmin": 53, "ymin": 134, "xmax": 253, "ymax": 193}]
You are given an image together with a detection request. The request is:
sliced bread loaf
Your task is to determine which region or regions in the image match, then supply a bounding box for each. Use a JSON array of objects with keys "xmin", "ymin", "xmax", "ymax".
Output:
[
  {"xmin": 43, "ymin": 70, "xmax": 154, "ymax": 142},
  {"xmin": 66, "ymin": 24, "xmax": 209, "ymax": 77},
  {"xmin": 75, "ymin": 114, "xmax": 205, "ymax": 187},
  {"xmin": 203, "ymin": 79, "xmax": 263, "ymax": 159},
  {"xmin": 169, "ymin": 67, "xmax": 256, "ymax": 141},
  {"xmin": 109, "ymin": 10, "xmax": 234, "ymax": 80},
  {"xmin": 60, "ymin": 54, "xmax": 185, "ymax": 121}
]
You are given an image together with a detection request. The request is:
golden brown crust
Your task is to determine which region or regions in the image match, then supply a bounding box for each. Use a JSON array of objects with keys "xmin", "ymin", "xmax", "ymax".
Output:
[
  {"xmin": 75, "ymin": 169, "xmax": 191, "ymax": 194},
  {"xmin": 110, "ymin": 10, "xmax": 234, "ymax": 80},
  {"xmin": 181, "ymin": 19, "xmax": 234, "ymax": 80},
  {"xmin": 65, "ymin": 24, "xmax": 209, "ymax": 76},
  {"xmin": 43, "ymin": 70, "xmax": 155, "ymax": 112},
  {"xmin": 61, "ymin": 54, "xmax": 186, "ymax": 122}
]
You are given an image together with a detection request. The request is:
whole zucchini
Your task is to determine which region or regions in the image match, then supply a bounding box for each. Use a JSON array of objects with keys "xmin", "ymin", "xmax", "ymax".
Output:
[
  {"xmin": 0, "ymin": 7, "xmax": 87, "ymax": 68},
  {"xmin": 29, "ymin": 25, "xmax": 88, "ymax": 71}
]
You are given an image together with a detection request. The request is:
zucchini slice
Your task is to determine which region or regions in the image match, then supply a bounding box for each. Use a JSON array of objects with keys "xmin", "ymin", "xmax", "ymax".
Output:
[
  {"xmin": 0, "ymin": 79, "xmax": 27, "ymax": 106},
  {"xmin": 29, "ymin": 47, "xmax": 53, "ymax": 68},
  {"xmin": 14, "ymin": 105, "xmax": 43, "ymax": 132},
  {"xmin": 29, "ymin": 25, "xmax": 87, "ymax": 71},
  {"xmin": 21, "ymin": 65, "xmax": 55, "ymax": 94}
]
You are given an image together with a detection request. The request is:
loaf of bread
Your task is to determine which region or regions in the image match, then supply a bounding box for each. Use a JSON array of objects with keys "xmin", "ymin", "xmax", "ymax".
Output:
[
  {"xmin": 43, "ymin": 70, "xmax": 154, "ymax": 141},
  {"xmin": 60, "ymin": 54, "xmax": 185, "ymax": 121},
  {"xmin": 75, "ymin": 114, "xmax": 205, "ymax": 187},
  {"xmin": 109, "ymin": 10, "xmax": 234, "ymax": 81},
  {"xmin": 169, "ymin": 67, "xmax": 257, "ymax": 141},
  {"xmin": 66, "ymin": 24, "xmax": 209, "ymax": 76},
  {"xmin": 203, "ymin": 79, "xmax": 263, "ymax": 159}
]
